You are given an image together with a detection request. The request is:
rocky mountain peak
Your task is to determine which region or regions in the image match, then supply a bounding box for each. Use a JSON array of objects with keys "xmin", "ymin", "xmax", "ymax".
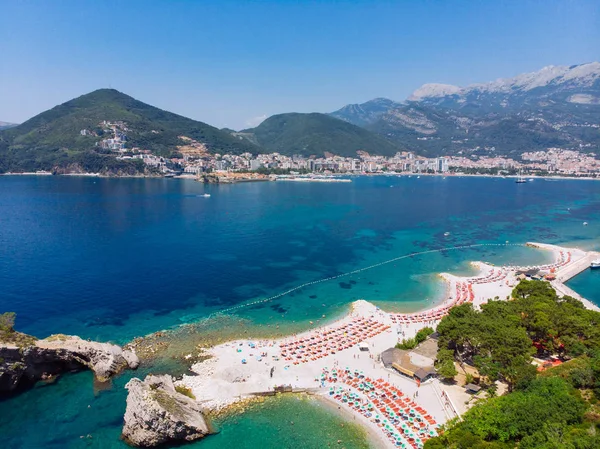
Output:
[{"xmin": 409, "ymin": 62, "xmax": 600, "ymax": 101}]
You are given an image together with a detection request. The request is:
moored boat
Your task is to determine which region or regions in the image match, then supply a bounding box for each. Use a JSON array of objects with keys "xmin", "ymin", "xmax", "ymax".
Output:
[{"xmin": 591, "ymin": 259, "xmax": 600, "ymax": 269}]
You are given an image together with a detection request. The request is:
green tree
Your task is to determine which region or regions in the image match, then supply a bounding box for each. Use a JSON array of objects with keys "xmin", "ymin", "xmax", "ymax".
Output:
[{"xmin": 0, "ymin": 312, "xmax": 16, "ymax": 333}]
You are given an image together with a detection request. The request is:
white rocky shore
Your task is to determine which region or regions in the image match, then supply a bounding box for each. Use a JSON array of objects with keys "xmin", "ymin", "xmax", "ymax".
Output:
[
  {"xmin": 122, "ymin": 374, "xmax": 212, "ymax": 447},
  {"xmin": 0, "ymin": 334, "xmax": 139, "ymax": 394}
]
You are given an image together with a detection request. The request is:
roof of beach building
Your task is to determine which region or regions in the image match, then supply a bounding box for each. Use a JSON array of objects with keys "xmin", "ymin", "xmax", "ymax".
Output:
[
  {"xmin": 381, "ymin": 348, "xmax": 404, "ymax": 368},
  {"xmin": 414, "ymin": 367, "xmax": 437, "ymax": 381},
  {"xmin": 411, "ymin": 338, "xmax": 439, "ymax": 361}
]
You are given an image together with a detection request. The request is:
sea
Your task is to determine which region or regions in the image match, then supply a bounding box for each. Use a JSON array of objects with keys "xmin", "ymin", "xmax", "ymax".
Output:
[{"xmin": 0, "ymin": 174, "xmax": 599, "ymax": 449}]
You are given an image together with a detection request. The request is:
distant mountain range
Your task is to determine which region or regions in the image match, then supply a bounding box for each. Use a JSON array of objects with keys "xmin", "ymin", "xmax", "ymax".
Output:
[
  {"xmin": 0, "ymin": 121, "xmax": 17, "ymax": 130},
  {"xmin": 1, "ymin": 62, "xmax": 599, "ymax": 174},
  {"xmin": 330, "ymin": 62, "xmax": 600, "ymax": 158}
]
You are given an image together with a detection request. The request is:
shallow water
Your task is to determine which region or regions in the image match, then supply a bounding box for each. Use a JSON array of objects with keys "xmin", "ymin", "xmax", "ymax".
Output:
[
  {"xmin": 1, "ymin": 175, "xmax": 599, "ymax": 448},
  {"xmin": 567, "ymin": 267, "xmax": 600, "ymax": 306}
]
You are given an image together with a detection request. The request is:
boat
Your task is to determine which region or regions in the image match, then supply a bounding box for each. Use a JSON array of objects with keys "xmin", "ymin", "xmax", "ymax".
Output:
[
  {"xmin": 591, "ymin": 260, "xmax": 600, "ymax": 269},
  {"xmin": 200, "ymin": 193, "xmax": 211, "ymax": 197},
  {"xmin": 515, "ymin": 170, "xmax": 527, "ymax": 183},
  {"xmin": 583, "ymin": 222, "xmax": 588, "ymax": 226},
  {"xmin": 443, "ymin": 232, "xmax": 450, "ymax": 237}
]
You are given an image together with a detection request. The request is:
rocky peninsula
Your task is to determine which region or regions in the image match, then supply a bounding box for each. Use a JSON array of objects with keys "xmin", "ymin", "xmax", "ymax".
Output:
[
  {"xmin": 122, "ymin": 374, "xmax": 212, "ymax": 447},
  {"xmin": 0, "ymin": 317, "xmax": 139, "ymax": 395}
]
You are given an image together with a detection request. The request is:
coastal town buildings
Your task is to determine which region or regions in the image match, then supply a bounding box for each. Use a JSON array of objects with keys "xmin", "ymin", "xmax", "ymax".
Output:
[
  {"xmin": 84, "ymin": 119, "xmax": 599, "ymax": 177},
  {"xmin": 159, "ymin": 149, "xmax": 599, "ymax": 178}
]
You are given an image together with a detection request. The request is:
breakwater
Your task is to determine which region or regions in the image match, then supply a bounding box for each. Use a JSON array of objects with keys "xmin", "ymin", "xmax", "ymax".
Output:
[{"xmin": 552, "ymin": 250, "xmax": 600, "ymax": 311}]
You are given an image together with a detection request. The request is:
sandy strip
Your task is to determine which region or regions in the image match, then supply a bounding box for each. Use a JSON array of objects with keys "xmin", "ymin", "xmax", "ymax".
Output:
[{"xmin": 179, "ymin": 242, "xmax": 597, "ymax": 448}]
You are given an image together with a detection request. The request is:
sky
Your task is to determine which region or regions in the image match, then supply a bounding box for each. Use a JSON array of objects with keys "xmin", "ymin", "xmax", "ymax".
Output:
[{"xmin": 1, "ymin": 0, "xmax": 599, "ymax": 130}]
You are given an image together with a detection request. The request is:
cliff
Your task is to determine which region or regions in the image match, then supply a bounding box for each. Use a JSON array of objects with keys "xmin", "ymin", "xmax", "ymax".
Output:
[
  {"xmin": 0, "ymin": 334, "xmax": 139, "ymax": 395},
  {"xmin": 122, "ymin": 374, "xmax": 211, "ymax": 447}
]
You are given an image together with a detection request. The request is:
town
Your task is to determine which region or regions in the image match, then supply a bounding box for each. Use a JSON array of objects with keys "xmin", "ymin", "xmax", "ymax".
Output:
[{"xmin": 85, "ymin": 123, "xmax": 600, "ymax": 180}]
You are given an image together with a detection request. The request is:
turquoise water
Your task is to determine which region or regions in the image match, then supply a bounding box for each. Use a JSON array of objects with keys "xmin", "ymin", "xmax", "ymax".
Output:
[
  {"xmin": 1, "ymin": 175, "xmax": 599, "ymax": 448},
  {"xmin": 2, "ymin": 369, "xmax": 370, "ymax": 449},
  {"xmin": 567, "ymin": 267, "xmax": 600, "ymax": 307}
]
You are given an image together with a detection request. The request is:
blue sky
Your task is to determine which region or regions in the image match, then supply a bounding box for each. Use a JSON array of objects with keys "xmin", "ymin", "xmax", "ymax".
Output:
[{"xmin": 1, "ymin": 0, "xmax": 599, "ymax": 129}]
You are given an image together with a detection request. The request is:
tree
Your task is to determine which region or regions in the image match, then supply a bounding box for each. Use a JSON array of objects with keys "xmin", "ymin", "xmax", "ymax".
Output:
[
  {"xmin": 0, "ymin": 312, "xmax": 16, "ymax": 333},
  {"xmin": 426, "ymin": 281, "xmax": 600, "ymax": 449},
  {"xmin": 437, "ymin": 359, "xmax": 457, "ymax": 381},
  {"xmin": 436, "ymin": 348, "xmax": 458, "ymax": 381}
]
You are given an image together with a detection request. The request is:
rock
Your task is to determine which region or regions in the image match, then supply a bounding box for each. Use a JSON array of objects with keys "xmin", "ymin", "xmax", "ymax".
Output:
[
  {"xmin": 0, "ymin": 335, "xmax": 139, "ymax": 395},
  {"xmin": 122, "ymin": 374, "xmax": 211, "ymax": 447}
]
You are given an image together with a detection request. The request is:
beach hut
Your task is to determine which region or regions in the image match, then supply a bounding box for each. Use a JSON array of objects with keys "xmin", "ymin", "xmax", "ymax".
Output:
[
  {"xmin": 381, "ymin": 348, "xmax": 404, "ymax": 368},
  {"xmin": 414, "ymin": 368, "xmax": 437, "ymax": 382},
  {"xmin": 464, "ymin": 383, "xmax": 482, "ymax": 394}
]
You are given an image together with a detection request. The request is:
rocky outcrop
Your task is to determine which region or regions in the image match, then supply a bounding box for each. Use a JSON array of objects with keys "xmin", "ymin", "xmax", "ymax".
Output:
[
  {"xmin": 122, "ymin": 374, "xmax": 211, "ymax": 447},
  {"xmin": 0, "ymin": 335, "xmax": 139, "ymax": 395}
]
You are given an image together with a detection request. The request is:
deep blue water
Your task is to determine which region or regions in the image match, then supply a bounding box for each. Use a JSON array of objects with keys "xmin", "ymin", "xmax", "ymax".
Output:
[{"xmin": 1, "ymin": 175, "xmax": 599, "ymax": 448}]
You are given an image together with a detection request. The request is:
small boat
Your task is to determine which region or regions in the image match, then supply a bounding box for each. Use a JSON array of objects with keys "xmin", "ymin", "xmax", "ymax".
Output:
[
  {"xmin": 591, "ymin": 260, "xmax": 600, "ymax": 269},
  {"xmin": 200, "ymin": 193, "xmax": 211, "ymax": 197},
  {"xmin": 583, "ymin": 222, "xmax": 588, "ymax": 226},
  {"xmin": 516, "ymin": 169, "xmax": 527, "ymax": 183},
  {"xmin": 443, "ymin": 232, "xmax": 450, "ymax": 237}
]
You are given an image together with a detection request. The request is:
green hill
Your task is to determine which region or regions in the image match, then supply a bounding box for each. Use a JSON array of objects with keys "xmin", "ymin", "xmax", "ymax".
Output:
[
  {"xmin": 240, "ymin": 112, "xmax": 401, "ymax": 157},
  {"xmin": 0, "ymin": 89, "xmax": 259, "ymax": 174}
]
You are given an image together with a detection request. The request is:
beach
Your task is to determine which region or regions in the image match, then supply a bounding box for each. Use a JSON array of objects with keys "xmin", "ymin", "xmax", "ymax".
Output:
[
  {"xmin": 179, "ymin": 242, "xmax": 599, "ymax": 448},
  {"xmin": 2, "ymin": 175, "xmax": 600, "ymax": 449}
]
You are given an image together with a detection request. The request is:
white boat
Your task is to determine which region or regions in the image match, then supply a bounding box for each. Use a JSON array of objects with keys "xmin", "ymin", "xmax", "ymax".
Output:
[
  {"xmin": 443, "ymin": 232, "xmax": 450, "ymax": 236},
  {"xmin": 200, "ymin": 193, "xmax": 211, "ymax": 197},
  {"xmin": 591, "ymin": 260, "xmax": 600, "ymax": 269},
  {"xmin": 583, "ymin": 222, "xmax": 588, "ymax": 226}
]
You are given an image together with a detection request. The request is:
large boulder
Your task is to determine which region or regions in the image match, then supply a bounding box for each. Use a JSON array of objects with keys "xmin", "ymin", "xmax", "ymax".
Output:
[
  {"xmin": 122, "ymin": 374, "xmax": 211, "ymax": 447},
  {"xmin": 0, "ymin": 335, "xmax": 139, "ymax": 395}
]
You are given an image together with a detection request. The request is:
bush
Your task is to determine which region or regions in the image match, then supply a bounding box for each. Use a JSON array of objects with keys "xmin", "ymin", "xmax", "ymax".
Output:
[
  {"xmin": 175, "ymin": 385, "xmax": 196, "ymax": 399},
  {"xmin": 437, "ymin": 359, "xmax": 457, "ymax": 381},
  {"xmin": 0, "ymin": 312, "xmax": 16, "ymax": 333},
  {"xmin": 415, "ymin": 327, "xmax": 435, "ymax": 344},
  {"xmin": 396, "ymin": 327, "xmax": 435, "ymax": 350},
  {"xmin": 396, "ymin": 338, "xmax": 417, "ymax": 350}
]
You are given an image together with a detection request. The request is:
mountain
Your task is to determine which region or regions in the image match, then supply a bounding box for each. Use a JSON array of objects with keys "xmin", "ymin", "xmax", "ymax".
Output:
[
  {"xmin": 408, "ymin": 62, "xmax": 600, "ymax": 112},
  {"xmin": 0, "ymin": 121, "xmax": 17, "ymax": 130},
  {"xmin": 239, "ymin": 112, "xmax": 401, "ymax": 158},
  {"xmin": 0, "ymin": 89, "xmax": 259, "ymax": 174},
  {"xmin": 329, "ymin": 98, "xmax": 402, "ymax": 126},
  {"xmin": 331, "ymin": 62, "xmax": 600, "ymax": 158}
]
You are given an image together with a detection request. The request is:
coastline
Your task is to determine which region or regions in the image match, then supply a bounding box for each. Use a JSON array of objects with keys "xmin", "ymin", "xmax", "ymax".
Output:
[
  {"xmin": 175, "ymin": 241, "xmax": 598, "ymax": 448},
  {"xmin": 315, "ymin": 393, "xmax": 389, "ymax": 449},
  {"xmin": 2, "ymin": 171, "xmax": 600, "ymax": 182},
  {"xmin": 128, "ymin": 241, "xmax": 596, "ymax": 367}
]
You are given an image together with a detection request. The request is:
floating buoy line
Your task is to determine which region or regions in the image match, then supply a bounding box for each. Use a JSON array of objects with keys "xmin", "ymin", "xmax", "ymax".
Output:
[{"xmin": 199, "ymin": 242, "xmax": 526, "ymax": 320}]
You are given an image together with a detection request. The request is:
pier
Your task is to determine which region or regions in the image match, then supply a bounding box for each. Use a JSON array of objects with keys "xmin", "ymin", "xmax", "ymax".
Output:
[{"xmin": 551, "ymin": 250, "xmax": 600, "ymax": 311}]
